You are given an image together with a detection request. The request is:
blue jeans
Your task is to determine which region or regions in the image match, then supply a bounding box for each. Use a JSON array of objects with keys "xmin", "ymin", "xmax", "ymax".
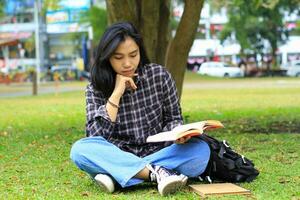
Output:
[{"xmin": 70, "ymin": 136, "xmax": 210, "ymax": 188}]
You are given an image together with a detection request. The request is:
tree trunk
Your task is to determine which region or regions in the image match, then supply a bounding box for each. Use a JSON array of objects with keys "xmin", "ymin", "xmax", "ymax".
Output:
[
  {"xmin": 156, "ymin": 0, "xmax": 171, "ymax": 66},
  {"xmin": 165, "ymin": 0, "xmax": 204, "ymax": 98},
  {"xmin": 106, "ymin": 0, "xmax": 138, "ymax": 26},
  {"xmin": 140, "ymin": 0, "xmax": 161, "ymax": 63},
  {"xmin": 271, "ymin": 43, "xmax": 277, "ymax": 69},
  {"xmin": 105, "ymin": 0, "xmax": 171, "ymax": 65}
]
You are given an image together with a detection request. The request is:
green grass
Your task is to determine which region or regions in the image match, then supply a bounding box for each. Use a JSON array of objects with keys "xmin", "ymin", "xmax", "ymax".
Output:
[
  {"xmin": 182, "ymin": 72, "xmax": 300, "ymax": 133},
  {"xmin": 0, "ymin": 73, "xmax": 300, "ymax": 199}
]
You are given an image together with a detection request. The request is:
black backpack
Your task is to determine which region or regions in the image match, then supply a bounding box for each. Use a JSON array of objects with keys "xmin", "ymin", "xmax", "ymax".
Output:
[{"xmin": 199, "ymin": 134, "xmax": 259, "ymax": 183}]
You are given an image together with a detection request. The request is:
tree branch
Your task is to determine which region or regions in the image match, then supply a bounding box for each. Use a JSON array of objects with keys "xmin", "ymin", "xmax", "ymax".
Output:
[{"xmin": 165, "ymin": 0, "xmax": 204, "ymax": 98}]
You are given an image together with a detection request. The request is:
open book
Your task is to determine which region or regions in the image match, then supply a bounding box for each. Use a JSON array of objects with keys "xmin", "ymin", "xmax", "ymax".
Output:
[{"xmin": 146, "ymin": 120, "xmax": 224, "ymax": 143}]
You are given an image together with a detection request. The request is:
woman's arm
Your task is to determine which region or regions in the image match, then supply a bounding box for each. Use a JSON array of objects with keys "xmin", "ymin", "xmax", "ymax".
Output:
[
  {"xmin": 85, "ymin": 73, "xmax": 137, "ymax": 137},
  {"xmin": 85, "ymin": 84, "xmax": 117, "ymax": 137},
  {"xmin": 105, "ymin": 74, "xmax": 137, "ymax": 122}
]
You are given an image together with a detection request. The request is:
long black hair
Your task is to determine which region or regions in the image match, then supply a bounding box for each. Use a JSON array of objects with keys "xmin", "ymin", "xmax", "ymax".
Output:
[{"xmin": 90, "ymin": 21, "xmax": 150, "ymax": 98}]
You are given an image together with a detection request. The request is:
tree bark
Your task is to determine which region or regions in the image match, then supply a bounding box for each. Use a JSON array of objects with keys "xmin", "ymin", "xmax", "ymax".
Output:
[
  {"xmin": 165, "ymin": 0, "xmax": 204, "ymax": 98},
  {"xmin": 106, "ymin": 0, "xmax": 138, "ymax": 26},
  {"xmin": 106, "ymin": 0, "xmax": 171, "ymax": 65},
  {"xmin": 140, "ymin": 0, "xmax": 160, "ymax": 63},
  {"xmin": 156, "ymin": 0, "xmax": 171, "ymax": 66}
]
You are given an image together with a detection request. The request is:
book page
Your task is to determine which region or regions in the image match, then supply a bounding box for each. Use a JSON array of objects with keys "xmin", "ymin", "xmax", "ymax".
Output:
[
  {"xmin": 146, "ymin": 129, "xmax": 202, "ymax": 142},
  {"xmin": 171, "ymin": 121, "xmax": 206, "ymax": 133},
  {"xmin": 146, "ymin": 120, "xmax": 224, "ymax": 143},
  {"xmin": 146, "ymin": 130, "xmax": 178, "ymax": 142}
]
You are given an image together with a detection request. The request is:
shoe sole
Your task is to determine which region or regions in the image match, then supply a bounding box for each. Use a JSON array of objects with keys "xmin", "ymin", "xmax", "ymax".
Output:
[
  {"xmin": 94, "ymin": 174, "xmax": 115, "ymax": 193},
  {"xmin": 158, "ymin": 175, "xmax": 188, "ymax": 196}
]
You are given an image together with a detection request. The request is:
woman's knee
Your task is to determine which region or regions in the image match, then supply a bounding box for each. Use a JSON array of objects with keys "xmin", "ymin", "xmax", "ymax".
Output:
[
  {"xmin": 194, "ymin": 140, "xmax": 211, "ymax": 169},
  {"xmin": 190, "ymin": 138, "xmax": 210, "ymax": 156},
  {"xmin": 178, "ymin": 140, "xmax": 211, "ymax": 177},
  {"xmin": 70, "ymin": 139, "xmax": 86, "ymax": 166},
  {"xmin": 70, "ymin": 136, "xmax": 104, "ymax": 159},
  {"xmin": 70, "ymin": 136, "xmax": 109, "ymax": 166},
  {"xmin": 199, "ymin": 140, "xmax": 210, "ymax": 163}
]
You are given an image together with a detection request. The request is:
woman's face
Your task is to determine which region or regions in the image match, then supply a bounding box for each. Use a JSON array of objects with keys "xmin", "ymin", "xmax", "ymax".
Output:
[{"xmin": 109, "ymin": 37, "xmax": 141, "ymax": 77}]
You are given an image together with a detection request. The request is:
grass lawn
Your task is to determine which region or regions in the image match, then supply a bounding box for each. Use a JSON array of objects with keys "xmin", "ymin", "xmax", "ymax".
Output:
[{"xmin": 0, "ymin": 72, "xmax": 299, "ymax": 199}]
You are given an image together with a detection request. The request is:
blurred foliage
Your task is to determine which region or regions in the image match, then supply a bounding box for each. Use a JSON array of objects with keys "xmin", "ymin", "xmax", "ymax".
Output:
[
  {"xmin": 210, "ymin": 0, "xmax": 300, "ymax": 59},
  {"xmin": 295, "ymin": 20, "xmax": 300, "ymax": 35},
  {"xmin": 0, "ymin": 0, "xmax": 4, "ymax": 18},
  {"xmin": 41, "ymin": 0, "xmax": 61, "ymax": 16},
  {"xmin": 79, "ymin": 6, "xmax": 108, "ymax": 45},
  {"xmin": 24, "ymin": 35, "xmax": 35, "ymax": 55}
]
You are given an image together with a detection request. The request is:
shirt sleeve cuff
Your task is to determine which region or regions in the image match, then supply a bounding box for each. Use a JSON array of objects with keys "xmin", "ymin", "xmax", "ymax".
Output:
[{"xmin": 94, "ymin": 104, "xmax": 121, "ymax": 124}]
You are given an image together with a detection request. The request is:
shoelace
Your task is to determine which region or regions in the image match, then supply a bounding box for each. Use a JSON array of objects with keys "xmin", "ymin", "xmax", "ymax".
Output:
[
  {"xmin": 156, "ymin": 167, "xmax": 173, "ymax": 179},
  {"xmin": 146, "ymin": 164, "xmax": 158, "ymax": 182},
  {"xmin": 146, "ymin": 164, "xmax": 175, "ymax": 182}
]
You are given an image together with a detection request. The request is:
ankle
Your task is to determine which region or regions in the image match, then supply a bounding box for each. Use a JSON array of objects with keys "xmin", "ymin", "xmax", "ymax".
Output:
[{"xmin": 134, "ymin": 167, "xmax": 151, "ymax": 180}]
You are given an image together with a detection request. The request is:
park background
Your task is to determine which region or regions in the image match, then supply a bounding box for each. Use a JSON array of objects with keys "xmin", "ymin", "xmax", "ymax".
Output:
[{"xmin": 0, "ymin": 0, "xmax": 300, "ymax": 199}]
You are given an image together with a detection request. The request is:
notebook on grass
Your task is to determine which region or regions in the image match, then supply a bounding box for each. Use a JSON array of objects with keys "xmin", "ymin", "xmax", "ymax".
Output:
[{"xmin": 189, "ymin": 183, "xmax": 251, "ymax": 197}]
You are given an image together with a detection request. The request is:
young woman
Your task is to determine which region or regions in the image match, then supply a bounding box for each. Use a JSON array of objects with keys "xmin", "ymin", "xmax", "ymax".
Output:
[{"xmin": 70, "ymin": 22, "xmax": 210, "ymax": 196}]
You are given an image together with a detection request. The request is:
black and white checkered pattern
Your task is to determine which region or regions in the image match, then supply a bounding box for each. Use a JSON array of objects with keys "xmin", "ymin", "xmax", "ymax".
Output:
[{"xmin": 85, "ymin": 63, "xmax": 183, "ymax": 157}]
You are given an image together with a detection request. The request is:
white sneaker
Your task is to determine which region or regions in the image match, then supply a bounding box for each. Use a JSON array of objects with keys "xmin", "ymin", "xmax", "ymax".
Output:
[
  {"xmin": 147, "ymin": 164, "xmax": 188, "ymax": 196},
  {"xmin": 94, "ymin": 174, "xmax": 115, "ymax": 193}
]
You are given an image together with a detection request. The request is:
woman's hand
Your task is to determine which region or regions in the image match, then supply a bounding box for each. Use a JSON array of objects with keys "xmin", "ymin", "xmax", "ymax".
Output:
[
  {"xmin": 107, "ymin": 74, "xmax": 138, "ymax": 121},
  {"xmin": 175, "ymin": 136, "xmax": 191, "ymax": 144},
  {"xmin": 112, "ymin": 74, "xmax": 138, "ymax": 98}
]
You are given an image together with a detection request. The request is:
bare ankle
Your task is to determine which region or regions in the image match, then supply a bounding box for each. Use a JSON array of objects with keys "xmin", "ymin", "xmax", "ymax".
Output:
[{"xmin": 134, "ymin": 167, "xmax": 150, "ymax": 180}]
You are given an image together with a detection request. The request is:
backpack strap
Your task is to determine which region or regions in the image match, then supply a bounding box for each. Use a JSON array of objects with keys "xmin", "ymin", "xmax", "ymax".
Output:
[{"xmin": 198, "ymin": 134, "xmax": 259, "ymax": 183}]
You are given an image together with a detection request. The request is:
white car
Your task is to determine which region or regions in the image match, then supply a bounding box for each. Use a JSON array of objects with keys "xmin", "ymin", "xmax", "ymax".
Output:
[
  {"xmin": 197, "ymin": 62, "xmax": 244, "ymax": 77},
  {"xmin": 285, "ymin": 60, "xmax": 300, "ymax": 77}
]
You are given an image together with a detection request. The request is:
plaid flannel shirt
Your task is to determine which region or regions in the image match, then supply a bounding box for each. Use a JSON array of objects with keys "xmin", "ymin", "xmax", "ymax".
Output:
[{"xmin": 85, "ymin": 63, "xmax": 183, "ymax": 157}]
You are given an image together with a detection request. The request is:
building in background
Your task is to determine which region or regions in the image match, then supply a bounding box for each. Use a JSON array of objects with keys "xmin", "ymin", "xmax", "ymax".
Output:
[
  {"xmin": 0, "ymin": 0, "xmax": 37, "ymax": 74},
  {"xmin": 46, "ymin": 0, "xmax": 92, "ymax": 71},
  {"xmin": 1, "ymin": 1, "xmax": 299, "ymax": 76},
  {"xmin": 177, "ymin": 3, "xmax": 300, "ymax": 69},
  {"xmin": 0, "ymin": 0, "xmax": 93, "ymax": 75}
]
